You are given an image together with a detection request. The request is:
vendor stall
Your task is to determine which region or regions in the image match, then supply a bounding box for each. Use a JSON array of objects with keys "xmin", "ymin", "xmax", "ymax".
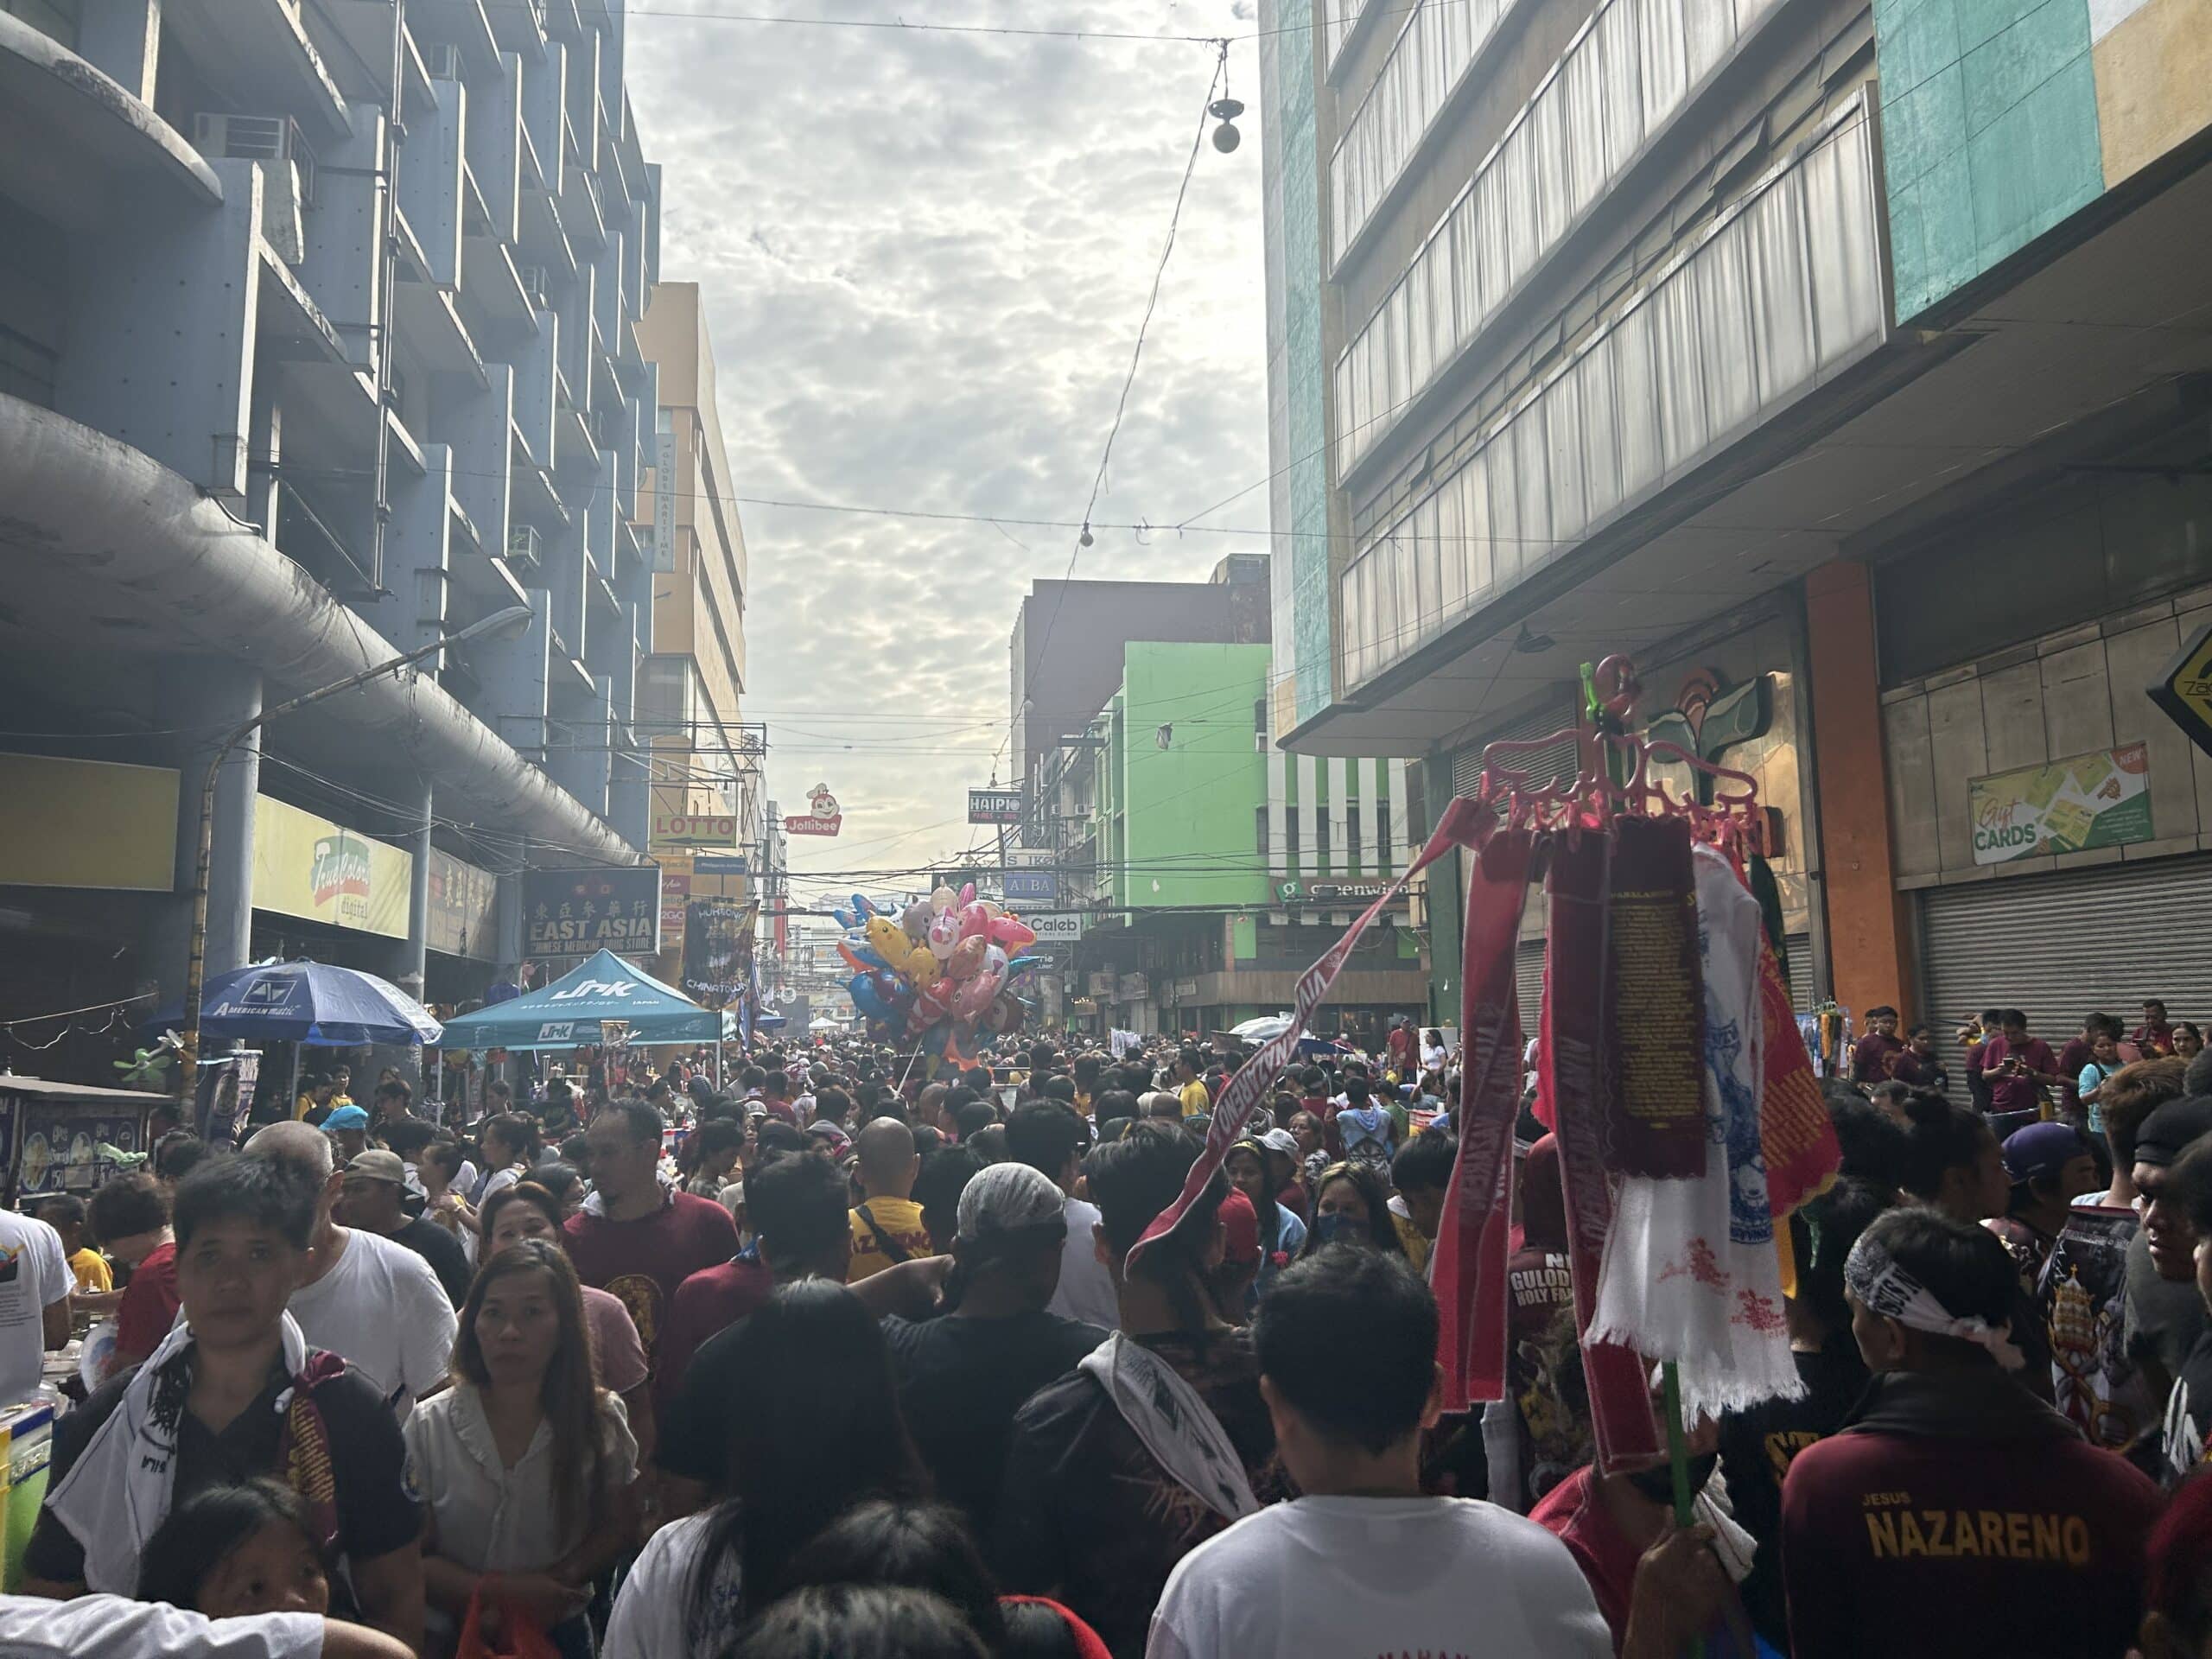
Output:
[
  {"xmin": 435, "ymin": 950, "xmax": 730, "ymax": 1050},
  {"xmin": 0, "ymin": 1077, "xmax": 159, "ymax": 1207}
]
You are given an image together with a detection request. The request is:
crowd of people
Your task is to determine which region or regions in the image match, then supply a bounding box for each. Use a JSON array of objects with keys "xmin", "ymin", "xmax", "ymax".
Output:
[{"xmin": 3, "ymin": 1006, "xmax": 2212, "ymax": 1656}]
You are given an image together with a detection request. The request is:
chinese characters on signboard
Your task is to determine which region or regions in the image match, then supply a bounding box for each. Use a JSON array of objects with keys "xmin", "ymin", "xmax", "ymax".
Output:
[{"xmin": 521, "ymin": 868, "xmax": 662, "ymax": 969}]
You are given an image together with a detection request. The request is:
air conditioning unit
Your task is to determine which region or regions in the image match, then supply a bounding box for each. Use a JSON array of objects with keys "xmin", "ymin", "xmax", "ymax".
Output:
[
  {"xmin": 425, "ymin": 42, "xmax": 461, "ymax": 79},
  {"xmin": 518, "ymin": 264, "xmax": 550, "ymax": 309},
  {"xmin": 506, "ymin": 524, "xmax": 542, "ymax": 570},
  {"xmin": 196, "ymin": 113, "xmax": 317, "ymax": 264}
]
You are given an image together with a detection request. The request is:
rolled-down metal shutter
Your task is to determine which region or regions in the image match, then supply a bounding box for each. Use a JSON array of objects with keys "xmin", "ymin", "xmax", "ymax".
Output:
[
  {"xmin": 1918, "ymin": 855, "xmax": 2212, "ymax": 1048},
  {"xmin": 1452, "ymin": 696, "xmax": 1581, "ymax": 801},
  {"xmin": 1785, "ymin": 931, "xmax": 1815, "ymax": 1015},
  {"xmin": 1515, "ymin": 938, "xmax": 1547, "ymax": 1033}
]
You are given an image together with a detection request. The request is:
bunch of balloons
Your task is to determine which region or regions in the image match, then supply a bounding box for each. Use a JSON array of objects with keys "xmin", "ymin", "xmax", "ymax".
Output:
[{"xmin": 834, "ymin": 885, "xmax": 1042, "ymax": 1066}]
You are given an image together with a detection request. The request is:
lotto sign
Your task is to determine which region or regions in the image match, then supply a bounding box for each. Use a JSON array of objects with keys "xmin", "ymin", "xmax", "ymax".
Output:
[{"xmin": 651, "ymin": 811, "xmax": 739, "ymax": 849}]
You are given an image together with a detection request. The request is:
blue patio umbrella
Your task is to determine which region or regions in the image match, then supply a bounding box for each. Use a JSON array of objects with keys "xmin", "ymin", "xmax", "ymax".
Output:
[{"xmin": 147, "ymin": 960, "xmax": 443, "ymax": 1046}]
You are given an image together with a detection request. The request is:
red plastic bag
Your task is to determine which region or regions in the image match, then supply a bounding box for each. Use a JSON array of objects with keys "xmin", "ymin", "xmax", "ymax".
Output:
[{"xmin": 454, "ymin": 1586, "xmax": 563, "ymax": 1659}]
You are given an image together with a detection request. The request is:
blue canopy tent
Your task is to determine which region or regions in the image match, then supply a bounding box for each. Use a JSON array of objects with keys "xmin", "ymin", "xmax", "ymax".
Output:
[
  {"xmin": 435, "ymin": 950, "xmax": 728, "ymax": 1049},
  {"xmin": 148, "ymin": 960, "xmax": 443, "ymax": 1046}
]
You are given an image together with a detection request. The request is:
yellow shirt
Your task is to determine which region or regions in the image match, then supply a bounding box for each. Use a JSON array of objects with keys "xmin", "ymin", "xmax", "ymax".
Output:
[
  {"xmin": 1073, "ymin": 1090, "xmax": 1095, "ymax": 1119},
  {"xmin": 1392, "ymin": 1211, "xmax": 1432, "ymax": 1274},
  {"xmin": 68, "ymin": 1248, "xmax": 112, "ymax": 1294},
  {"xmin": 847, "ymin": 1197, "xmax": 936, "ymax": 1282},
  {"xmin": 1179, "ymin": 1080, "xmax": 1212, "ymax": 1118}
]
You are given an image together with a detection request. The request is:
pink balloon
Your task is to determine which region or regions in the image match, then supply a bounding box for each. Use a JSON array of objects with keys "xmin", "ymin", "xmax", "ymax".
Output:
[
  {"xmin": 947, "ymin": 936, "xmax": 988, "ymax": 982},
  {"xmin": 952, "ymin": 968, "xmax": 1004, "ymax": 1021},
  {"xmin": 957, "ymin": 902, "xmax": 990, "ymax": 941},
  {"xmin": 988, "ymin": 916, "xmax": 1037, "ymax": 950}
]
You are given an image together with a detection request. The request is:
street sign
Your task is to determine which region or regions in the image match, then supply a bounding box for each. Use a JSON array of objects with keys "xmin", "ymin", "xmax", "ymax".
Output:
[
  {"xmin": 785, "ymin": 782, "xmax": 842, "ymax": 837},
  {"xmin": 1274, "ymin": 878, "xmax": 1407, "ymax": 906},
  {"xmin": 1026, "ymin": 912, "xmax": 1088, "ymax": 943},
  {"xmin": 2151, "ymin": 617, "xmax": 2212, "ymax": 757},
  {"xmin": 967, "ymin": 788, "xmax": 1023, "ymax": 825},
  {"xmin": 1004, "ymin": 869, "xmax": 1058, "ymax": 904},
  {"xmin": 652, "ymin": 811, "xmax": 738, "ymax": 849}
]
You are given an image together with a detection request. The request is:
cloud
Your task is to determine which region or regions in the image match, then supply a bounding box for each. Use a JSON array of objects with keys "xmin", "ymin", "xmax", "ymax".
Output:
[{"xmin": 628, "ymin": 0, "xmax": 1270, "ymax": 903}]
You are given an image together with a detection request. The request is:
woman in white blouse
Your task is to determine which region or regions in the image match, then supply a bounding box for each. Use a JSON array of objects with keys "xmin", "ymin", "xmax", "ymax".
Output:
[{"xmin": 404, "ymin": 1239, "xmax": 635, "ymax": 1659}]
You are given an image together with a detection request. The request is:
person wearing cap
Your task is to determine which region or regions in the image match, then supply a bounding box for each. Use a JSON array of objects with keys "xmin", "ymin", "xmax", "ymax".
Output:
[
  {"xmin": 323, "ymin": 1103, "xmax": 371, "ymax": 1165},
  {"xmin": 1224, "ymin": 1140, "xmax": 1306, "ymax": 1308},
  {"xmin": 2126, "ymin": 1095, "xmax": 2212, "ymax": 1405},
  {"xmin": 1779, "ymin": 1207, "xmax": 2161, "ymax": 1659},
  {"xmin": 334, "ymin": 1149, "xmax": 473, "ymax": 1307},
  {"xmin": 1985, "ymin": 1122, "xmax": 2099, "ymax": 1295},
  {"xmin": 881, "ymin": 1161, "xmax": 1109, "ymax": 1535}
]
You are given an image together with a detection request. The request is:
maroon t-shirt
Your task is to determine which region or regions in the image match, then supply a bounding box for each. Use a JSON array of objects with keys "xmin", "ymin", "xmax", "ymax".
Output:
[
  {"xmin": 563, "ymin": 1189, "xmax": 739, "ymax": 1369},
  {"xmin": 113, "ymin": 1240, "xmax": 181, "ymax": 1365},
  {"xmin": 1780, "ymin": 1373, "xmax": 2160, "ymax": 1659},
  {"xmin": 653, "ymin": 1255, "xmax": 773, "ymax": 1411},
  {"xmin": 1980, "ymin": 1035, "xmax": 2058, "ymax": 1116},
  {"xmin": 1852, "ymin": 1032, "xmax": 1908, "ymax": 1084}
]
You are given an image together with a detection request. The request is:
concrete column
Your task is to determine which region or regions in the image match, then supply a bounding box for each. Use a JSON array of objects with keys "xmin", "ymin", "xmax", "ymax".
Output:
[
  {"xmin": 1804, "ymin": 559, "xmax": 1917, "ymax": 1024},
  {"xmin": 152, "ymin": 658, "xmax": 264, "ymax": 999},
  {"xmin": 1421, "ymin": 755, "xmax": 1462, "ymax": 1028},
  {"xmin": 385, "ymin": 776, "xmax": 433, "ymax": 1001},
  {"xmin": 76, "ymin": 0, "xmax": 161, "ymax": 104}
]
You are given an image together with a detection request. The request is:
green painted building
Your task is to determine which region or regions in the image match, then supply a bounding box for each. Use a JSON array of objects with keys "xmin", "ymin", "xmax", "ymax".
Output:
[{"xmin": 1075, "ymin": 640, "xmax": 1428, "ymax": 1039}]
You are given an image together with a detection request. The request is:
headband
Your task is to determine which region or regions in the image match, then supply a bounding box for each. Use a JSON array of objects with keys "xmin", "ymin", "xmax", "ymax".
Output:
[{"xmin": 1844, "ymin": 1231, "xmax": 2024, "ymax": 1370}]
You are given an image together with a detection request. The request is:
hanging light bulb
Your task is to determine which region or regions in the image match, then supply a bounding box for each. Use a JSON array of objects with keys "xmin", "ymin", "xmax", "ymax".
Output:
[
  {"xmin": 1210, "ymin": 98, "xmax": 1245, "ymax": 153},
  {"xmin": 1078, "ymin": 523, "xmax": 1095, "ymax": 549}
]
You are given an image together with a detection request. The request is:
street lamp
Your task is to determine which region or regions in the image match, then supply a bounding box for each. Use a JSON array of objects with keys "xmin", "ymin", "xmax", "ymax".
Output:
[{"xmin": 175, "ymin": 604, "xmax": 535, "ymax": 1101}]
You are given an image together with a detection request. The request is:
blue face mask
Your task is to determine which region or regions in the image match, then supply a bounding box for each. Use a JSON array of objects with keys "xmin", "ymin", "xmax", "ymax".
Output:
[{"xmin": 1309, "ymin": 1211, "xmax": 1356, "ymax": 1248}]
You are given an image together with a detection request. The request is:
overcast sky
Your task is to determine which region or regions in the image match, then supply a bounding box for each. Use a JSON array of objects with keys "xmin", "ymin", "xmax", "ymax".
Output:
[{"xmin": 627, "ymin": 0, "xmax": 1271, "ymax": 908}]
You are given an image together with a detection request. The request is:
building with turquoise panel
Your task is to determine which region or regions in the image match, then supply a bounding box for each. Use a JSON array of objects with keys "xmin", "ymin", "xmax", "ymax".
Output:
[
  {"xmin": 1256, "ymin": 0, "xmax": 2212, "ymax": 1033},
  {"xmin": 1074, "ymin": 640, "xmax": 1427, "ymax": 1039}
]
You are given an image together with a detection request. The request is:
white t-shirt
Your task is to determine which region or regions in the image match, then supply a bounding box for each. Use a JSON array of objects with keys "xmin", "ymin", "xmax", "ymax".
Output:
[
  {"xmin": 0, "ymin": 1594, "xmax": 321, "ymax": 1659},
  {"xmin": 289, "ymin": 1225, "xmax": 457, "ymax": 1414},
  {"xmin": 1147, "ymin": 1495, "xmax": 1612, "ymax": 1659},
  {"xmin": 0, "ymin": 1208, "xmax": 70, "ymax": 1403},
  {"xmin": 1046, "ymin": 1194, "xmax": 1119, "ymax": 1331},
  {"xmin": 603, "ymin": 1511, "xmax": 742, "ymax": 1659}
]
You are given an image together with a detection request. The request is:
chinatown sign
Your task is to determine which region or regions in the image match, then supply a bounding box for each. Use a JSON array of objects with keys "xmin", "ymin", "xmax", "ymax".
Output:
[{"xmin": 785, "ymin": 782, "xmax": 842, "ymax": 838}]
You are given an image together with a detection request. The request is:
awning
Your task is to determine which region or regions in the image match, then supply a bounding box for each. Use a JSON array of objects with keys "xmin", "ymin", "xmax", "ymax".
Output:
[{"xmin": 436, "ymin": 948, "xmax": 721, "ymax": 1048}]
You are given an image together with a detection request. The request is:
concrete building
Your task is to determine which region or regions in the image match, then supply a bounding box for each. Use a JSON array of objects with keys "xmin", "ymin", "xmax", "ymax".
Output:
[
  {"xmin": 1074, "ymin": 639, "xmax": 1427, "ymax": 1038},
  {"xmin": 0, "ymin": 0, "xmax": 680, "ymax": 1057},
  {"xmin": 634, "ymin": 281, "xmax": 761, "ymax": 985},
  {"xmin": 1258, "ymin": 0, "xmax": 2212, "ymax": 1033}
]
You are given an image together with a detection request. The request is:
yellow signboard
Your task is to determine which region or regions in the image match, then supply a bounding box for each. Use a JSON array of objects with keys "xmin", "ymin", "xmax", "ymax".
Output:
[
  {"xmin": 2151, "ymin": 618, "xmax": 2212, "ymax": 757},
  {"xmin": 251, "ymin": 795, "xmax": 411, "ymax": 938},
  {"xmin": 0, "ymin": 753, "xmax": 179, "ymax": 891}
]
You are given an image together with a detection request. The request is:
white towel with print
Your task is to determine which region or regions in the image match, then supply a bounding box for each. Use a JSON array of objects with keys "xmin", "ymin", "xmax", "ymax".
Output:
[{"xmin": 1590, "ymin": 844, "xmax": 1801, "ymax": 1421}]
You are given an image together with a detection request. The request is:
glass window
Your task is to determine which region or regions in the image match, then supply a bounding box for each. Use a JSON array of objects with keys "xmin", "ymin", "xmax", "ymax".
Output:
[
  {"xmin": 1437, "ymin": 451, "xmax": 1467, "ymax": 620},
  {"xmin": 1460, "ymin": 449, "xmax": 1493, "ymax": 602},
  {"xmin": 1414, "ymin": 491, "xmax": 1443, "ymax": 643}
]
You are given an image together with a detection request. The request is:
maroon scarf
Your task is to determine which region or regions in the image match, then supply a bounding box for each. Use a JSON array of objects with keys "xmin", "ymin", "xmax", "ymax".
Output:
[
  {"xmin": 1433, "ymin": 825, "xmax": 1534, "ymax": 1411},
  {"xmin": 1605, "ymin": 815, "xmax": 1707, "ymax": 1179},
  {"xmin": 1541, "ymin": 830, "xmax": 1660, "ymax": 1467}
]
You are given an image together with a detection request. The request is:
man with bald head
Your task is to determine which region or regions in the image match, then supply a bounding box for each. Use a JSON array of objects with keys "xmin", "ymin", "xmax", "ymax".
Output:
[
  {"xmin": 243, "ymin": 1120, "xmax": 456, "ymax": 1414},
  {"xmin": 848, "ymin": 1116, "xmax": 937, "ymax": 1281}
]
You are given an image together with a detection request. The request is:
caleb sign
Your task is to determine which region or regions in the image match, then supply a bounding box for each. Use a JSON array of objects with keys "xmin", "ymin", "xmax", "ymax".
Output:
[{"xmin": 522, "ymin": 868, "xmax": 662, "ymax": 963}]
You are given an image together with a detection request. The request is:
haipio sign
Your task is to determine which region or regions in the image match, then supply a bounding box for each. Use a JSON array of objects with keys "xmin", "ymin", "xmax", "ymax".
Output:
[{"xmin": 1968, "ymin": 744, "xmax": 2152, "ymax": 866}]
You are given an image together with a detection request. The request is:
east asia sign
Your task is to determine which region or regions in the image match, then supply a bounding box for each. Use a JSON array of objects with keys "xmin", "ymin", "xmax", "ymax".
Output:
[{"xmin": 521, "ymin": 868, "xmax": 662, "ymax": 963}]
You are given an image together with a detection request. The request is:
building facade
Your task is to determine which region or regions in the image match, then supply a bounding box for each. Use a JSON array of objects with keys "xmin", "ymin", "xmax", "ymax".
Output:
[
  {"xmin": 633, "ymin": 280, "xmax": 760, "ymax": 983},
  {"xmin": 1258, "ymin": 0, "xmax": 2212, "ymax": 1036},
  {"xmin": 1073, "ymin": 640, "xmax": 1427, "ymax": 1039},
  {"xmin": 0, "ymin": 0, "xmax": 682, "ymax": 1065}
]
